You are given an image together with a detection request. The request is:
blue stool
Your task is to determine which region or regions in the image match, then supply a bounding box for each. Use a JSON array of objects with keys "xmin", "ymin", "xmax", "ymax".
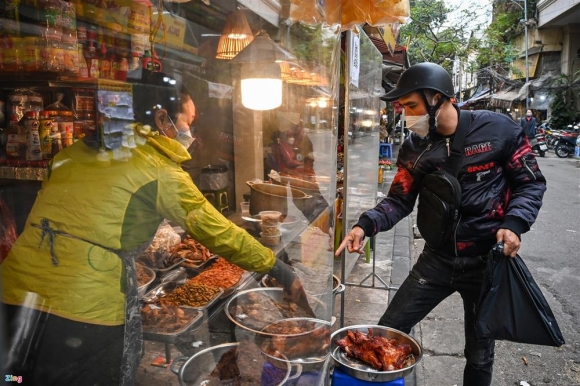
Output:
[
  {"xmin": 379, "ymin": 143, "xmax": 393, "ymax": 158},
  {"xmin": 332, "ymin": 367, "xmax": 404, "ymax": 385}
]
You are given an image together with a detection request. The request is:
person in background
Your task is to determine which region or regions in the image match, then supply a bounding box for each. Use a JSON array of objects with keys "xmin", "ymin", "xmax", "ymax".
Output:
[
  {"xmin": 1, "ymin": 74, "xmax": 308, "ymax": 386},
  {"xmin": 520, "ymin": 109, "xmax": 537, "ymax": 139},
  {"xmin": 336, "ymin": 62, "xmax": 546, "ymax": 386},
  {"xmin": 290, "ymin": 121, "xmax": 315, "ymax": 175},
  {"xmin": 271, "ymin": 130, "xmax": 305, "ymax": 176}
]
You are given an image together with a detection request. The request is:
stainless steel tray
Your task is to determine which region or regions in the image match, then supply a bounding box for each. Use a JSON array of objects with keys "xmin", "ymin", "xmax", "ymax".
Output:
[
  {"xmin": 192, "ymin": 287, "xmax": 224, "ymax": 311},
  {"xmin": 188, "ymin": 257, "xmax": 247, "ymax": 299},
  {"xmin": 155, "ymin": 257, "xmax": 186, "ymax": 274},
  {"xmin": 330, "ymin": 325, "xmax": 422, "ymax": 382},
  {"xmin": 156, "ymin": 284, "xmax": 224, "ymax": 311},
  {"xmin": 142, "ymin": 306, "xmax": 204, "ymax": 344},
  {"xmin": 181, "ymin": 254, "xmax": 218, "ymax": 271}
]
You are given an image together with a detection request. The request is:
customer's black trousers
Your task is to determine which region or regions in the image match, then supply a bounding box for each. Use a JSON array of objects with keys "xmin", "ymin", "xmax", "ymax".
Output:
[{"xmin": 378, "ymin": 246, "xmax": 495, "ymax": 386}]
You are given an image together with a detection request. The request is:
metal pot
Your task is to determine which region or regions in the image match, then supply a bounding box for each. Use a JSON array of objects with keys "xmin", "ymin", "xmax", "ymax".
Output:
[
  {"xmin": 256, "ymin": 317, "xmax": 332, "ymax": 372},
  {"xmin": 330, "ymin": 325, "xmax": 423, "ymax": 382},
  {"xmin": 270, "ymin": 175, "xmax": 321, "ymax": 195},
  {"xmin": 246, "ymin": 181, "xmax": 312, "ymax": 216},
  {"xmin": 170, "ymin": 342, "xmax": 300, "ymax": 386},
  {"xmin": 224, "ymin": 287, "xmax": 326, "ymax": 335},
  {"xmin": 261, "ymin": 274, "xmax": 345, "ymax": 297}
]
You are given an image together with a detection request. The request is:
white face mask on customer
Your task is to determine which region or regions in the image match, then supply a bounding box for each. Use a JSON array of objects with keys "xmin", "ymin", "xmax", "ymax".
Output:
[{"xmin": 405, "ymin": 98, "xmax": 441, "ymax": 138}]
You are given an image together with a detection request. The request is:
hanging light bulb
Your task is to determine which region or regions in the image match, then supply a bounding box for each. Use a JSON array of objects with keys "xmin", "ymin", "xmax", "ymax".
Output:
[
  {"xmin": 239, "ymin": 62, "xmax": 282, "ymax": 110},
  {"xmin": 231, "ymin": 31, "xmax": 295, "ymax": 111},
  {"xmin": 216, "ymin": 10, "xmax": 254, "ymax": 60}
]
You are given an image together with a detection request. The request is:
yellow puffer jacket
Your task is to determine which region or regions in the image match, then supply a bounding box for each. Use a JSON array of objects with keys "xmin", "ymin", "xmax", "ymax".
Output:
[{"xmin": 1, "ymin": 126, "xmax": 275, "ymax": 326}]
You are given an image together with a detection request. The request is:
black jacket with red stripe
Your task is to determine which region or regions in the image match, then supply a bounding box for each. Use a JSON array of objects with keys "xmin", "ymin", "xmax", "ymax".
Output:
[{"xmin": 356, "ymin": 109, "xmax": 547, "ymax": 257}]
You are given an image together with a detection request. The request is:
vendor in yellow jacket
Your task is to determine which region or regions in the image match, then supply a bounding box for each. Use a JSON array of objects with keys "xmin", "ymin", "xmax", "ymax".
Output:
[{"xmin": 0, "ymin": 77, "xmax": 307, "ymax": 386}]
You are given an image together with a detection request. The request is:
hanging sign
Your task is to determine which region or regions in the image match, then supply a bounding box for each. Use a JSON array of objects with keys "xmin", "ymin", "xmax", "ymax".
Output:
[{"xmin": 349, "ymin": 31, "xmax": 360, "ymax": 88}]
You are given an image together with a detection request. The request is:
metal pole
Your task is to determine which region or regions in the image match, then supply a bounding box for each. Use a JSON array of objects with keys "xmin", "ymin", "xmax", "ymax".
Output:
[
  {"xmin": 524, "ymin": 0, "xmax": 529, "ymax": 110},
  {"xmin": 458, "ymin": 61, "xmax": 462, "ymax": 102},
  {"xmin": 339, "ymin": 29, "xmax": 352, "ymax": 329}
]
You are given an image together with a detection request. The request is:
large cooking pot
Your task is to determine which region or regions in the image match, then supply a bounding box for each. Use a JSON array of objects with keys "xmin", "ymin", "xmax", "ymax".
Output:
[
  {"xmin": 246, "ymin": 181, "xmax": 312, "ymax": 216},
  {"xmin": 261, "ymin": 274, "xmax": 345, "ymax": 297},
  {"xmin": 256, "ymin": 317, "xmax": 332, "ymax": 373},
  {"xmin": 170, "ymin": 342, "xmax": 300, "ymax": 386},
  {"xmin": 270, "ymin": 175, "xmax": 321, "ymax": 195}
]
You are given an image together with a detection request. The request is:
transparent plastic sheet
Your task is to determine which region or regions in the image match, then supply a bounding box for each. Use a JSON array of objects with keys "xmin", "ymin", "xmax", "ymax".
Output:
[
  {"xmin": 118, "ymin": 248, "xmax": 146, "ymax": 386},
  {"xmin": 2, "ymin": 243, "xmax": 147, "ymax": 385},
  {"xmin": 341, "ymin": 0, "xmax": 410, "ymax": 31},
  {"xmin": 282, "ymin": 0, "xmax": 326, "ymax": 25}
]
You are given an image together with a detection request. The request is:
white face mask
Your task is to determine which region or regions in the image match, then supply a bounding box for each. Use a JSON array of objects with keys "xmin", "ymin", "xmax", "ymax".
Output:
[
  {"xmin": 405, "ymin": 115, "xmax": 430, "ymax": 137},
  {"xmin": 405, "ymin": 99, "xmax": 441, "ymax": 138}
]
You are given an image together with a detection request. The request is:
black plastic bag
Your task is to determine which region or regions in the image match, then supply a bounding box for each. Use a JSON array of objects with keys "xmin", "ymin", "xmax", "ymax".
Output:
[{"xmin": 475, "ymin": 243, "xmax": 565, "ymax": 347}]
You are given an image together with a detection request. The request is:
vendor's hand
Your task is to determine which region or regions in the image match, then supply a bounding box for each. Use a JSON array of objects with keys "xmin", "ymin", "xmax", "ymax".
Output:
[
  {"xmin": 283, "ymin": 276, "xmax": 308, "ymax": 304},
  {"xmin": 496, "ymin": 228, "xmax": 520, "ymax": 258},
  {"xmin": 335, "ymin": 226, "xmax": 366, "ymax": 257}
]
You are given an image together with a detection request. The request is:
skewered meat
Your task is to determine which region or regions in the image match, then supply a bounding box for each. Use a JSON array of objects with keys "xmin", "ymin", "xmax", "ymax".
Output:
[{"xmin": 335, "ymin": 328, "xmax": 415, "ymax": 371}]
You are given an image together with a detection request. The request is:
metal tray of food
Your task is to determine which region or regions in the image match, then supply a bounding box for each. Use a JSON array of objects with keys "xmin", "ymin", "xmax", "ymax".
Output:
[
  {"xmin": 155, "ymin": 257, "xmax": 186, "ymax": 274},
  {"xmin": 136, "ymin": 263, "xmax": 156, "ymax": 298},
  {"xmin": 142, "ymin": 281, "xmax": 180, "ymax": 303},
  {"xmin": 187, "ymin": 257, "xmax": 247, "ymax": 299},
  {"xmin": 141, "ymin": 304, "xmax": 204, "ymax": 344},
  {"xmin": 155, "ymin": 282, "xmax": 224, "ymax": 311},
  {"xmin": 330, "ymin": 325, "xmax": 422, "ymax": 383},
  {"xmin": 182, "ymin": 254, "xmax": 218, "ymax": 273},
  {"xmin": 224, "ymin": 287, "xmax": 325, "ymax": 335},
  {"xmin": 191, "ymin": 286, "xmax": 223, "ymax": 311}
]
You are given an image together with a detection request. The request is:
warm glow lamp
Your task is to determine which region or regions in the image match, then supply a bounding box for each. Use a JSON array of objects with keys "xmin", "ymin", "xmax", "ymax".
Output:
[
  {"xmin": 240, "ymin": 62, "xmax": 283, "ymax": 110},
  {"xmin": 231, "ymin": 32, "xmax": 295, "ymax": 111}
]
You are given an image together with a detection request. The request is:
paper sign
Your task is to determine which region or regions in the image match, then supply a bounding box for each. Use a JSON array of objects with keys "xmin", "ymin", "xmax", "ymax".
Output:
[{"xmin": 349, "ymin": 31, "xmax": 360, "ymax": 88}]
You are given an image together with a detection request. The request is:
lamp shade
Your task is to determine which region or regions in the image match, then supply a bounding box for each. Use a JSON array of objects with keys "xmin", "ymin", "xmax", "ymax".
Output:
[
  {"xmin": 216, "ymin": 11, "xmax": 254, "ymax": 59},
  {"xmin": 230, "ymin": 32, "xmax": 295, "ymax": 64}
]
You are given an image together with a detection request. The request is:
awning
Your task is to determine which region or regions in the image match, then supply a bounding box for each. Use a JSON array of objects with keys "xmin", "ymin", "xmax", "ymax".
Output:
[
  {"xmin": 492, "ymin": 88, "xmax": 521, "ymax": 102},
  {"xmin": 457, "ymin": 89, "xmax": 490, "ymax": 107}
]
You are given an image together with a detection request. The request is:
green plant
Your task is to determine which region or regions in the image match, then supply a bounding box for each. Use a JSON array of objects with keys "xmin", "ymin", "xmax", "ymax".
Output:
[{"xmin": 548, "ymin": 73, "xmax": 580, "ymax": 128}]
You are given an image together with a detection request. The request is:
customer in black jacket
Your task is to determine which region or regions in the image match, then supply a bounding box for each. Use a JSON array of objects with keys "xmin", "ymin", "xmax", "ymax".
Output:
[
  {"xmin": 520, "ymin": 109, "xmax": 537, "ymax": 139},
  {"xmin": 336, "ymin": 63, "xmax": 546, "ymax": 386}
]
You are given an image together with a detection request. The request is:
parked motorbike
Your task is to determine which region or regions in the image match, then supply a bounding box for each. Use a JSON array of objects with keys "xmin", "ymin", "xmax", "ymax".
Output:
[
  {"xmin": 550, "ymin": 122, "xmax": 579, "ymax": 152},
  {"xmin": 554, "ymin": 132, "xmax": 579, "ymax": 158},
  {"xmin": 529, "ymin": 133, "xmax": 548, "ymax": 157}
]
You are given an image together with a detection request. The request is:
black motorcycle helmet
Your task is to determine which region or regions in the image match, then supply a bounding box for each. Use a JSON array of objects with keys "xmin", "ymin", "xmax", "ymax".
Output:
[{"xmin": 383, "ymin": 62, "xmax": 455, "ymax": 133}]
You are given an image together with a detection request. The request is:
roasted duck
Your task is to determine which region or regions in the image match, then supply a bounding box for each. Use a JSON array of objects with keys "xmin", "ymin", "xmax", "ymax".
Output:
[{"xmin": 335, "ymin": 328, "xmax": 415, "ymax": 371}]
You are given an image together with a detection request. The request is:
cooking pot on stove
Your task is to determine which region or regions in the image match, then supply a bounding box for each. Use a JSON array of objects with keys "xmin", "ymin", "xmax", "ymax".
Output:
[{"xmin": 246, "ymin": 181, "xmax": 312, "ymax": 216}]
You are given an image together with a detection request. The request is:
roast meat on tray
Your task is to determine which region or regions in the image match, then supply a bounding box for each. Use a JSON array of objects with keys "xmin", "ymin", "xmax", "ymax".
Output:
[{"xmin": 335, "ymin": 328, "xmax": 416, "ymax": 371}]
